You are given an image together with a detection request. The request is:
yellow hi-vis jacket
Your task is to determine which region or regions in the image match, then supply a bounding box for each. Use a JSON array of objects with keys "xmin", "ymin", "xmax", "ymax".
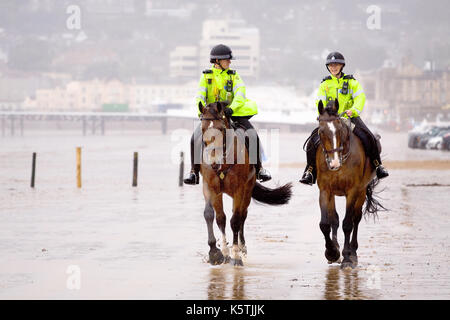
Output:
[
  {"xmin": 316, "ymin": 73, "xmax": 366, "ymax": 118},
  {"xmin": 195, "ymin": 66, "xmax": 258, "ymax": 117}
]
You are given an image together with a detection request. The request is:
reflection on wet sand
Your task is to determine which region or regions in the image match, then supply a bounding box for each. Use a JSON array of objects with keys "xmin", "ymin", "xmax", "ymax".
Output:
[
  {"xmin": 324, "ymin": 266, "xmax": 341, "ymax": 299},
  {"xmin": 324, "ymin": 266, "xmax": 370, "ymax": 300},
  {"xmin": 207, "ymin": 268, "xmax": 226, "ymax": 300},
  {"xmin": 232, "ymin": 269, "xmax": 246, "ymax": 299},
  {"xmin": 207, "ymin": 267, "xmax": 247, "ymax": 300}
]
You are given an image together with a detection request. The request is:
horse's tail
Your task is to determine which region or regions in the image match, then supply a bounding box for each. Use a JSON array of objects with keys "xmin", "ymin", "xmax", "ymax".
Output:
[
  {"xmin": 364, "ymin": 178, "xmax": 387, "ymax": 219},
  {"xmin": 251, "ymin": 182, "xmax": 293, "ymax": 205}
]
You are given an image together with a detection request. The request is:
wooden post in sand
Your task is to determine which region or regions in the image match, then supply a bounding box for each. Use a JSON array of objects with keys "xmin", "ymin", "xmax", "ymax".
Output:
[
  {"xmin": 76, "ymin": 147, "xmax": 82, "ymax": 188},
  {"xmin": 30, "ymin": 152, "xmax": 36, "ymax": 188},
  {"xmin": 132, "ymin": 152, "xmax": 138, "ymax": 187},
  {"xmin": 179, "ymin": 151, "xmax": 184, "ymax": 186}
]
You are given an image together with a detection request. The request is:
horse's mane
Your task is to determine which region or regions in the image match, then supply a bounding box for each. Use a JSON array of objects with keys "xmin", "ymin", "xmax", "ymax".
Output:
[
  {"xmin": 205, "ymin": 102, "xmax": 225, "ymax": 121},
  {"xmin": 207, "ymin": 105, "xmax": 220, "ymax": 119}
]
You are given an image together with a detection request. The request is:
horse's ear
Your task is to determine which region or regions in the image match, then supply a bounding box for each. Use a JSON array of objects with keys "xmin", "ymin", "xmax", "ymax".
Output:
[
  {"xmin": 333, "ymin": 98, "xmax": 339, "ymax": 113},
  {"xmin": 220, "ymin": 101, "xmax": 229, "ymax": 112},
  {"xmin": 198, "ymin": 102, "xmax": 204, "ymax": 114},
  {"xmin": 217, "ymin": 101, "xmax": 229, "ymax": 113},
  {"xmin": 318, "ymin": 100, "xmax": 324, "ymax": 115},
  {"xmin": 216, "ymin": 102, "xmax": 222, "ymax": 113}
]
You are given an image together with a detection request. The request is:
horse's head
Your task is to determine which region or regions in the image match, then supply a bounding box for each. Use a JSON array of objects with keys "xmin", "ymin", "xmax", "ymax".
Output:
[
  {"xmin": 317, "ymin": 99, "xmax": 349, "ymax": 171},
  {"xmin": 198, "ymin": 101, "xmax": 230, "ymax": 133},
  {"xmin": 198, "ymin": 101, "xmax": 230, "ymax": 167}
]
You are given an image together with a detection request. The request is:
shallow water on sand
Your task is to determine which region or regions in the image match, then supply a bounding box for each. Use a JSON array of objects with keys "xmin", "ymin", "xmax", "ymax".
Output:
[{"xmin": 0, "ymin": 130, "xmax": 449, "ymax": 299}]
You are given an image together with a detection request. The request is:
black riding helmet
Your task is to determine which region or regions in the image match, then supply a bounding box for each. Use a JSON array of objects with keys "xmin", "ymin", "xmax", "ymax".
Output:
[
  {"xmin": 210, "ymin": 44, "xmax": 234, "ymax": 63},
  {"xmin": 326, "ymin": 51, "xmax": 345, "ymax": 72}
]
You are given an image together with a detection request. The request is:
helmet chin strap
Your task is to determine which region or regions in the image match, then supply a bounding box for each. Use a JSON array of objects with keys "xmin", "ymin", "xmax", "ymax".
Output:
[
  {"xmin": 327, "ymin": 65, "xmax": 344, "ymax": 77},
  {"xmin": 216, "ymin": 59, "xmax": 226, "ymax": 71}
]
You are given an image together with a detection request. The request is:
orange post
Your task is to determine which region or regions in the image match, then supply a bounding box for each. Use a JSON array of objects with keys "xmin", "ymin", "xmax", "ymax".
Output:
[{"xmin": 76, "ymin": 147, "xmax": 82, "ymax": 188}]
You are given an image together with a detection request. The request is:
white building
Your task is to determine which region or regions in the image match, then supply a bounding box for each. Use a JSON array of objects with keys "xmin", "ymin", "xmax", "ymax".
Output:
[
  {"xmin": 129, "ymin": 82, "xmax": 197, "ymax": 112},
  {"xmin": 199, "ymin": 20, "xmax": 260, "ymax": 78},
  {"xmin": 169, "ymin": 46, "xmax": 199, "ymax": 79}
]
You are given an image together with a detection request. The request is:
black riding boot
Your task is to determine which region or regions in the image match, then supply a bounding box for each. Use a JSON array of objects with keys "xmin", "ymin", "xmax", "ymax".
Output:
[
  {"xmin": 351, "ymin": 117, "xmax": 389, "ymax": 180},
  {"xmin": 183, "ymin": 127, "xmax": 201, "ymax": 185},
  {"xmin": 255, "ymin": 151, "xmax": 271, "ymax": 182},
  {"xmin": 300, "ymin": 128, "xmax": 319, "ymax": 185},
  {"xmin": 233, "ymin": 116, "xmax": 271, "ymax": 182}
]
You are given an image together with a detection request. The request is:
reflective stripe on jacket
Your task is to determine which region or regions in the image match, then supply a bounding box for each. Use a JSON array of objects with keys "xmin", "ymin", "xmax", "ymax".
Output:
[
  {"xmin": 196, "ymin": 67, "xmax": 257, "ymax": 117},
  {"xmin": 316, "ymin": 73, "xmax": 366, "ymax": 118}
]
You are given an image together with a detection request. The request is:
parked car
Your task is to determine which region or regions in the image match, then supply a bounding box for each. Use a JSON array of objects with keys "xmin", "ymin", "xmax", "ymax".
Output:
[
  {"xmin": 417, "ymin": 126, "xmax": 450, "ymax": 149},
  {"xmin": 442, "ymin": 131, "xmax": 450, "ymax": 150},
  {"xmin": 426, "ymin": 129, "xmax": 450, "ymax": 149},
  {"xmin": 408, "ymin": 125, "xmax": 432, "ymax": 149}
]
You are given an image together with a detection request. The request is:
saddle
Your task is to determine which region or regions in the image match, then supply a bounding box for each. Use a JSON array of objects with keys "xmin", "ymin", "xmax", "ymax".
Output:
[{"xmin": 230, "ymin": 121, "xmax": 253, "ymax": 154}]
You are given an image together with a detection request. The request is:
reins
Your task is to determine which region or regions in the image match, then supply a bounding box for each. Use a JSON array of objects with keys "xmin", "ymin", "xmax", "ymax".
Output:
[{"xmin": 200, "ymin": 110, "xmax": 235, "ymax": 184}]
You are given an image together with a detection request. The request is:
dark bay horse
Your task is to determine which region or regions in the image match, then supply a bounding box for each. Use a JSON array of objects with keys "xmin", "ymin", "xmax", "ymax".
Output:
[
  {"xmin": 199, "ymin": 101, "xmax": 292, "ymax": 266},
  {"xmin": 316, "ymin": 99, "xmax": 384, "ymax": 269}
]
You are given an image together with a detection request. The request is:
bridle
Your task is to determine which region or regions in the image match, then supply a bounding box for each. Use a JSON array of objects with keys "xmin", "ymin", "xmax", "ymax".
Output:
[
  {"xmin": 317, "ymin": 112, "xmax": 350, "ymax": 171},
  {"xmin": 200, "ymin": 108, "xmax": 235, "ymax": 179}
]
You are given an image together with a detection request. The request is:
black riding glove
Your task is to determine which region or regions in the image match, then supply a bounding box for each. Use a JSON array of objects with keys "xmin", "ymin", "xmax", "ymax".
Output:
[{"xmin": 224, "ymin": 107, "xmax": 233, "ymax": 118}]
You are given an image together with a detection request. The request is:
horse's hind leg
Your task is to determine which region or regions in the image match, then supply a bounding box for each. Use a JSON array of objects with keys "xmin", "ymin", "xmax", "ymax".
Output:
[
  {"xmin": 238, "ymin": 209, "xmax": 248, "ymax": 259},
  {"xmin": 238, "ymin": 192, "xmax": 252, "ymax": 260},
  {"xmin": 349, "ymin": 192, "xmax": 365, "ymax": 267},
  {"xmin": 341, "ymin": 191, "xmax": 364, "ymax": 269},
  {"xmin": 319, "ymin": 191, "xmax": 341, "ymax": 264},
  {"xmin": 204, "ymin": 201, "xmax": 224, "ymax": 265}
]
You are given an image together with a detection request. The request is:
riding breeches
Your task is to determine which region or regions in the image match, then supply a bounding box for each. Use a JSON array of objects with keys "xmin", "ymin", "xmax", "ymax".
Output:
[
  {"xmin": 350, "ymin": 117, "xmax": 382, "ymax": 166},
  {"xmin": 303, "ymin": 117, "xmax": 382, "ymax": 172},
  {"xmin": 189, "ymin": 116, "xmax": 263, "ymax": 171}
]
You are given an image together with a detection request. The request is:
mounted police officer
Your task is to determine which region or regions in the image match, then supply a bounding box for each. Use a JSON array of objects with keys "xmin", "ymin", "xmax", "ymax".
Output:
[
  {"xmin": 299, "ymin": 51, "xmax": 389, "ymax": 185},
  {"xmin": 183, "ymin": 44, "xmax": 271, "ymax": 185}
]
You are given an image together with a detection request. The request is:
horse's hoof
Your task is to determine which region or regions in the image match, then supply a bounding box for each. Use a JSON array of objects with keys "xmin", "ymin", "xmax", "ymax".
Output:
[
  {"xmin": 209, "ymin": 249, "xmax": 224, "ymax": 265},
  {"xmin": 350, "ymin": 255, "xmax": 358, "ymax": 266},
  {"xmin": 325, "ymin": 248, "xmax": 341, "ymax": 263},
  {"xmin": 230, "ymin": 258, "xmax": 244, "ymax": 267},
  {"xmin": 224, "ymin": 255, "xmax": 231, "ymax": 264},
  {"xmin": 240, "ymin": 247, "xmax": 248, "ymax": 261},
  {"xmin": 340, "ymin": 261, "xmax": 355, "ymax": 270}
]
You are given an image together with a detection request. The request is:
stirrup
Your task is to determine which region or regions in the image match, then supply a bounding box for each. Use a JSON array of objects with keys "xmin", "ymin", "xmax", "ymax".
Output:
[
  {"xmin": 257, "ymin": 168, "xmax": 271, "ymax": 182},
  {"xmin": 299, "ymin": 171, "xmax": 314, "ymax": 185},
  {"xmin": 183, "ymin": 171, "xmax": 199, "ymax": 185},
  {"xmin": 376, "ymin": 165, "xmax": 389, "ymax": 180},
  {"xmin": 299, "ymin": 166, "xmax": 315, "ymax": 185}
]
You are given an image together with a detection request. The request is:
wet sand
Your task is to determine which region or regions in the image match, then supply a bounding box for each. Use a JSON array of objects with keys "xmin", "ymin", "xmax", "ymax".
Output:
[{"xmin": 0, "ymin": 130, "xmax": 449, "ymax": 299}]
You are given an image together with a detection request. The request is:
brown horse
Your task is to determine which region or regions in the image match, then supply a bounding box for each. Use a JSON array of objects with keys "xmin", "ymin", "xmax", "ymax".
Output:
[
  {"xmin": 198, "ymin": 101, "xmax": 292, "ymax": 266},
  {"xmin": 316, "ymin": 99, "xmax": 385, "ymax": 269}
]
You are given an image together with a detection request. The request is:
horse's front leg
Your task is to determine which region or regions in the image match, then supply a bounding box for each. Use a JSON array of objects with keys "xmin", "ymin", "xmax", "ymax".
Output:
[
  {"xmin": 203, "ymin": 201, "xmax": 223, "ymax": 265},
  {"xmin": 319, "ymin": 190, "xmax": 341, "ymax": 263},
  {"xmin": 230, "ymin": 193, "xmax": 247, "ymax": 266},
  {"xmin": 210, "ymin": 191, "xmax": 230, "ymax": 263},
  {"xmin": 203, "ymin": 185, "xmax": 224, "ymax": 265}
]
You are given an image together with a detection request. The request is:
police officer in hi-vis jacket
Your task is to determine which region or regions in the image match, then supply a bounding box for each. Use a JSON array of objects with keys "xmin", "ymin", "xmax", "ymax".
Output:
[
  {"xmin": 183, "ymin": 44, "xmax": 271, "ymax": 185},
  {"xmin": 299, "ymin": 51, "xmax": 389, "ymax": 185}
]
